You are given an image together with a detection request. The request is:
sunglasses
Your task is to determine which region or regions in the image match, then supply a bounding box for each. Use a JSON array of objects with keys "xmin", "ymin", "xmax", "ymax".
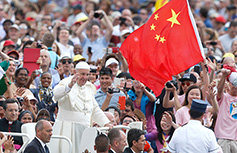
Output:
[
  {"xmin": 62, "ymin": 59, "xmax": 72, "ymax": 64},
  {"xmin": 181, "ymin": 82, "xmax": 191, "ymax": 87},
  {"xmin": 9, "ymin": 56, "xmax": 18, "ymax": 60},
  {"xmin": 123, "ymin": 120, "xmax": 132, "ymax": 124},
  {"xmin": 208, "ymin": 48, "xmax": 215, "ymax": 51},
  {"xmin": 125, "ymin": 109, "xmax": 131, "ymax": 112}
]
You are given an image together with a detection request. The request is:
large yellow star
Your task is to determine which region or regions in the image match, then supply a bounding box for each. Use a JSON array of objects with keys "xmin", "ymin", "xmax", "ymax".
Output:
[
  {"xmin": 155, "ymin": 35, "xmax": 160, "ymax": 41},
  {"xmin": 154, "ymin": 13, "xmax": 159, "ymax": 20},
  {"xmin": 167, "ymin": 9, "xmax": 181, "ymax": 28},
  {"xmin": 159, "ymin": 37, "xmax": 166, "ymax": 43},
  {"xmin": 150, "ymin": 24, "xmax": 156, "ymax": 31}
]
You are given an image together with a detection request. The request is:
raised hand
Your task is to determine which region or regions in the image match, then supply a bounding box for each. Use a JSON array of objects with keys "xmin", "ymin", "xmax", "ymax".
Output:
[
  {"xmin": 221, "ymin": 68, "xmax": 231, "ymax": 77},
  {"xmin": 56, "ymin": 63, "xmax": 64, "ymax": 76},
  {"xmin": 15, "ymin": 87, "xmax": 26, "ymax": 97},
  {"xmin": 206, "ymin": 57, "xmax": 216, "ymax": 71},
  {"xmin": 23, "ymin": 96, "xmax": 31, "ymax": 108},
  {"xmin": 205, "ymin": 112, "xmax": 213, "ymax": 128},
  {"xmin": 3, "ymin": 136, "xmax": 15, "ymax": 152},
  {"xmin": 68, "ymin": 74, "xmax": 79, "ymax": 88}
]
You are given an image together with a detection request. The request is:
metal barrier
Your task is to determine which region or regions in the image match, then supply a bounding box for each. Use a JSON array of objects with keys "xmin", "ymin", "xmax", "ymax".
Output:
[
  {"xmin": 1, "ymin": 132, "xmax": 30, "ymax": 153},
  {"xmin": 1, "ymin": 132, "xmax": 72, "ymax": 153},
  {"xmin": 98, "ymin": 125, "xmax": 130, "ymax": 133}
]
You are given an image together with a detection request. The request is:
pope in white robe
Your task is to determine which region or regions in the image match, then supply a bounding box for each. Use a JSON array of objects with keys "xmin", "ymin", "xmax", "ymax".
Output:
[{"xmin": 50, "ymin": 62, "xmax": 110, "ymax": 153}]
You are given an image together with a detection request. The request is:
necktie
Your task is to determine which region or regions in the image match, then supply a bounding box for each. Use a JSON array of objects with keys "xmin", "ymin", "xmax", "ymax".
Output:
[{"xmin": 44, "ymin": 145, "xmax": 49, "ymax": 153}]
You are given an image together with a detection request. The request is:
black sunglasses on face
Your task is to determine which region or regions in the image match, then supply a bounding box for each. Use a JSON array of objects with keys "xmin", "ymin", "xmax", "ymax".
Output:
[
  {"xmin": 62, "ymin": 59, "xmax": 72, "ymax": 64},
  {"xmin": 9, "ymin": 56, "xmax": 18, "ymax": 60}
]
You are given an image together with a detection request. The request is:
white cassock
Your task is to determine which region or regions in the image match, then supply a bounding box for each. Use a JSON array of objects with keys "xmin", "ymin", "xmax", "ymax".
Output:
[{"xmin": 49, "ymin": 76, "xmax": 110, "ymax": 153}]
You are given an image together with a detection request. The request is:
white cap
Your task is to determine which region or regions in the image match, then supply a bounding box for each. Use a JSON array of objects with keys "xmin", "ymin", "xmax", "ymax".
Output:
[
  {"xmin": 229, "ymin": 72, "xmax": 237, "ymax": 87},
  {"xmin": 105, "ymin": 58, "xmax": 119, "ymax": 67},
  {"xmin": 9, "ymin": 24, "xmax": 19, "ymax": 31},
  {"xmin": 60, "ymin": 53, "xmax": 71, "ymax": 61},
  {"xmin": 27, "ymin": 95, "xmax": 38, "ymax": 103},
  {"xmin": 75, "ymin": 61, "xmax": 90, "ymax": 70},
  {"xmin": 120, "ymin": 29, "xmax": 130, "ymax": 37}
]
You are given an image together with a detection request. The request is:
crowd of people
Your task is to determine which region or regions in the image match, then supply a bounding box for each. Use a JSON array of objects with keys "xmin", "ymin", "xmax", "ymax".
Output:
[{"xmin": 0, "ymin": 0, "xmax": 237, "ymax": 152}]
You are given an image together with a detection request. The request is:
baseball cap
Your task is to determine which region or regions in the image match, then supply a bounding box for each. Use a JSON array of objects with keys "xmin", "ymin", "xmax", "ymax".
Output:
[
  {"xmin": 60, "ymin": 54, "xmax": 71, "ymax": 61},
  {"xmin": 215, "ymin": 15, "xmax": 226, "ymax": 24},
  {"xmin": 9, "ymin": 24, "xmax": 19, "ymax": 31},
  {"xmin": 179, "ymin": 73, "xmax": 197, "ymax": 83},
  {"xmin": 27, "ymin": 95, "xmax": 38, "ymax": 103},
  {"xmin": 3, "ymin": 40, "xmax": 15, "ymax": 47},
  {"xmin": 7, "ymin": 50, "xmax": 19, "ymax": 58}
]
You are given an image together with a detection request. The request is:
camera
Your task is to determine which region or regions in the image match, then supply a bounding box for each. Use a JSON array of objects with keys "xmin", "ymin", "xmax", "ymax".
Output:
[
  {"xmin": 11, "ymin": 2, "xmax": 15, "ymax": 10},
  {"xmin": 14, "ymin": 60, "xmax": 21, "ymax": 66},
  {"xmin": 37, "ymin": 42, "xmax": 42, "ymax": 48},
  {"xmin": 94, "ymin": 13, "xmax": 104, "ymax": 19},
  {"xmin": 227, "ymin": 5, "xmax": 236, "ymax": 10},
  {"xmin": 103, "ymin": 47, "xmax": 119, "ymax": 54},
  {"xmin": 209, "ymin": 41, "xmax": 217, "ymax": 46},
  {"xmin": 17, "ymin": 97, "xmax": 24, "ymax": 103},
  {"xmin": 107, "ymin": 88, "xmax": 120, "ymax": 94},
  {"xmin": 119, "ymin": 17, "xmax": 126, "ymax": 22},
  {"xmin": 194, "ymin": 65, "xmax": 200, "ymax": 75},
  {"xmin": 165, "ymin": 81, "xmax": 173, "ymax": 88}
]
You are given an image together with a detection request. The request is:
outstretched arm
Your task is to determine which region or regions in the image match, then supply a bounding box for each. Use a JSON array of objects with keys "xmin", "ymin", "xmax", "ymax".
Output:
[
  {"xmin": 97, "ymin": 10, "xmax": 113, "ymax": 42},
  {"xmin": 76, "ymin": 11, "xmax": 94, "ymax": 44},
  {"xmin": 163, "ymin": 83, "xmax": 180, "ymax": 109},
  {"xmin": 217, "ymin": 69, "xmax": 230, "ymax": 101}
]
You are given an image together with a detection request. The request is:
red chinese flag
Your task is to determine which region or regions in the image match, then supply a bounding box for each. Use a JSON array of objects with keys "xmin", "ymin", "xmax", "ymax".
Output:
[{"xmin": 120, "ymin": 0, "xmax": 204, "ymax": 96}]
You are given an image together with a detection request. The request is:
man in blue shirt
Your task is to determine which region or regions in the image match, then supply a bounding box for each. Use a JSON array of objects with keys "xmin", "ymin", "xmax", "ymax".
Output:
[
  {"xmin": 76, "ymin": 10, "xmax": 113, "ymax": 62},
  {"xmin": 95, "ymin": 67, "xmax": 125, "ymax": 110}
]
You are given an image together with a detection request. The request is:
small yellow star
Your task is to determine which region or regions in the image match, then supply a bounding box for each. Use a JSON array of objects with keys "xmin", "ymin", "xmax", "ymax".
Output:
[
  {"xmin": 167, "ymin": 9, "xmax": 181, "ymax": 28},
  {"xmin": 150, "ymin": 24, "xmax": 156, "ymax": 31},
  {"xmin": 159, "ymin": 37, "xmax": 166, "ymax": 43},
  {"xmin": 155, "ymin": 35, "xmax": 160, "ymax": 41},
  {"xmin": 154, "ymin": 13, "xmax": 159, "ymax": 20}
]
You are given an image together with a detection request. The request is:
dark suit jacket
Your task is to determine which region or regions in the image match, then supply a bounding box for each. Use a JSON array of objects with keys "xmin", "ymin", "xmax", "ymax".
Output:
[
  {"xmin": 0, "ymin": 118, "xmax": 23, "ymax": 145},
  {"xmin": 123, "ymin": 147, "xmax": 133, "ymax": 153},
  {"xmin": 24, "ymin": 137, "xmax": 47, "ymax": 153}
]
